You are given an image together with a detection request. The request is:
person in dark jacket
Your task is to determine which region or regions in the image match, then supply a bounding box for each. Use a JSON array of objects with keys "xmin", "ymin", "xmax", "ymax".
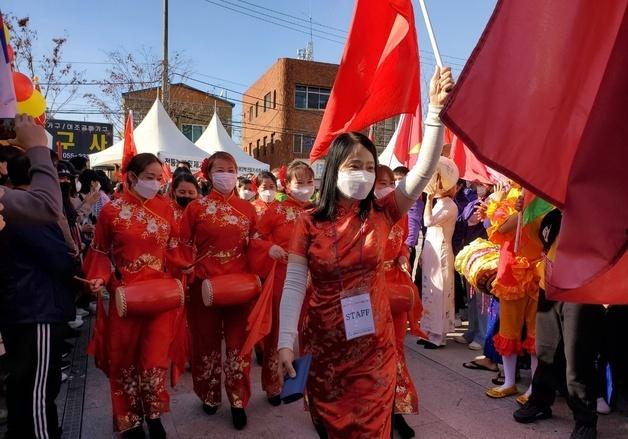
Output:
[{"xmin": 0, "ymin": 153, "xmax": 77, "ymax": 439}]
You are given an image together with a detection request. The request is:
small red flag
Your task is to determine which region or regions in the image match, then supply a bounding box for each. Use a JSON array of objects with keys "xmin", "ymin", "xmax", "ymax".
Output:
[
  {"xmin": 393, "ymin": 102, "xmax": 423, "ymax": 167},
  {"xmin": 441, "ymin": 0, "xmax": 628, "ymax": 304},
  {"xmin": 309, "ymin": 0, "xmax": 420, "ymax": 162},
  {"xmin": 121, "ymin": 111, "xmax": 137, "ymax": 173},
  {"xmin": 449, "ymin": 133, "xmax": 493, "ymax": 184}
]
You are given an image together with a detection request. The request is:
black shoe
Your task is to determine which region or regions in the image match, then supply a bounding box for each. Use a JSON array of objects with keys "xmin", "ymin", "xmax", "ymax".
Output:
[
  {"xmin": 570, "ymin": 424, "xmax": 597, "ymax": 439},
  {"xmin": 202, "ymin": 403, "xmax": 218, "ymax": 415},
  {"xmin": 146, "ymin": 417, "xmax": 166, "ymax": 439},
  {"xmin": 314, "ymin": 422, "xmax": 328, "ymax": 439},
  {"xmin": 121, "ymin": 425, "xmax": 146, "ymax": 439},
  {"xmin": 423, "ymin": 341, "xmax": 443, "ymax": 350},
  {"xmin": 393, "ymin": 414, "xmax": 415, "ymax": 438},
  {"xmin": 416, "ymin": 339, "xmax": 427, "ymax": 345},
  {"xmin": 267, "ymin": 395, "xmax": 282, "ymax": 406},
  {"xmin": 231, "ymin": 407, "xmax": 247, "ymax": 430},
  {"xmin": 60, "ymin": 360, "xmax": 71, "ymax": 372},
  {"xmin": 513, "ymin": 402, "xmax": 552, "ymax": 424}
]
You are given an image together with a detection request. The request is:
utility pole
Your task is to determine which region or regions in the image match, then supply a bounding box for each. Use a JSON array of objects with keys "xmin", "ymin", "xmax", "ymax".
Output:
[{"xmin": 162, "ymin": 0, "xmax": 169, "ymax": 113}]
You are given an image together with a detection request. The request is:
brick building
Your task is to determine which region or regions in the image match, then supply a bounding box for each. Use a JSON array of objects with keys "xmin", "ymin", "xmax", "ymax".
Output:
[
  {"xmin": 241, "ymin": 58, "xmax": 398, "ymax": 170},
  {"xmin": 123, "ymin": 83, "xmax": 234, "ymax": 142}
]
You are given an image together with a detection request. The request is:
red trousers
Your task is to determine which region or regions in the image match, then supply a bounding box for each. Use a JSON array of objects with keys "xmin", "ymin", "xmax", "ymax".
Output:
[
  {"xmin": 188, "ymin": 281, "xmax": 252, "ymax": 408},
  {"xmin": 107, "ymin": 303, "xmax": 179, "ymax": 432},
  {"xmin": 392, "ymin": 312, "xmax": 419, "ymax": 414},
  {"xmin": 261, "ymin": 265, "xmax": 286, "ymax": 398}
]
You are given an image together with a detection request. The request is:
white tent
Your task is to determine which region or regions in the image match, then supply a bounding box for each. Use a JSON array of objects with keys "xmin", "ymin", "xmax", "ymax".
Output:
[
  {"xmin": 195, "ymin": 112, "xmax": 269, "ymax": 175},
  {"xmin": 89, "ymin": 99, "xmax": 209, "ymax": 170},
  {"xmin": 378, "ymin": 120, "xmax": 403, "ymax": 169}
]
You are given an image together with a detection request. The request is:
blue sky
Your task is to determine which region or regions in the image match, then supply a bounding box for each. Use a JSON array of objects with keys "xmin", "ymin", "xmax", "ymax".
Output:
[{"xmin": 3, "ymin": 0, "xmax": 496, "ymax": 138}]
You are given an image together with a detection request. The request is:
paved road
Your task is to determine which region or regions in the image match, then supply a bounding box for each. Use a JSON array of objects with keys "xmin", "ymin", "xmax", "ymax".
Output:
[{"xmin": 74, "ymin": 323, "xmax": 627, "ymax": 439}]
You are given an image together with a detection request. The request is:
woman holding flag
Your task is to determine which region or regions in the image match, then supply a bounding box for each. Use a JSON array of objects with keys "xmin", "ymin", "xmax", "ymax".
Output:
[{"xmin": 278, "ymin": 66, "xmax": 453, "ymax": 438}]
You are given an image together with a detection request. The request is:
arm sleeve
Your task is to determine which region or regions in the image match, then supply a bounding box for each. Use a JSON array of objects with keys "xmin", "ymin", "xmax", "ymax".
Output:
[
  {"xmin": 424, "ymin": 199, "xmax": 457, "ymax": 228},
  {"xmin": 82, "ymin": 206, "xmax": 114, "ymax": 284},
  {"xmin": 397, "ymin": 104, "xmax": 444, "ymax": 201},
  {"xmin": 20, "ymin": 225, "xmax": 76, "ymax": 276},
  {"xmin": 1, "ymin": 147, "xmax": 62, "ymax": 223},
  {"xmin": 278, "ymin": 261, "xmax": 308, "ymax": 350},
  {"xmin": 405, "ymin": 198, "xmax": 424, "ymax": 247}
]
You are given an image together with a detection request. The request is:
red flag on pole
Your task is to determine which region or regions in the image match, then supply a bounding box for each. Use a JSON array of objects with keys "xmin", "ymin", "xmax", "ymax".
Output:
[
  {"xmin": 309, "ymin": 0, "xmax": 420, "ymax": 162},
  {"xmin": 449, "ymin": 134, "xmax": 493, "ymax": 184},
  {"xmin": 121, "ymin": 110, "xmax": 137, "ymax": 173},
  {"xmin": 441, "ymin": 0, "xmax": 628, "ymax": 304},
  {"xmin": 392, "ymin": 102, "xmax": 423, "ymax": 167}
]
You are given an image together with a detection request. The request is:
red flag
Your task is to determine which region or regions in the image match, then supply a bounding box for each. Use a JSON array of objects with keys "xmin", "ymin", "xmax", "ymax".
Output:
[
  {"xmin": 309, "ymin": 0, "xmax": 420, "ymax": 162},
  {"xmin": 393, "ymin": 102, "xmax": 423, "ymax": 167},
  {"xmin": 441, "ymin": 1, "xmax": 628, "ymax": 304},
  {"xmin": 449, "ymin": 134, "xmax": 493, "ymax": 184},
  {"xmin": 121, "ymin": 110, "xmax": 137, "ymax": 173},
  {"xmin": 162, "ymin": 162, "xmax": 173, "ymax": 184}
]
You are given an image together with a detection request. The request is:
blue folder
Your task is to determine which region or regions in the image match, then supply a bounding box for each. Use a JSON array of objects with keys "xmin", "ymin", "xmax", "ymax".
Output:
[{"xmin": 280, "ymin": 353, "xmax": 312, "ymax": 404}]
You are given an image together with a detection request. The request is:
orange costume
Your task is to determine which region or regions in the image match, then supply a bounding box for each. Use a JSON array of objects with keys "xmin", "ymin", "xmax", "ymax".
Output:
[
  {"xmin": 179, "ymin": 190, "xmax": 268, "ymax": 409},
  {"xmin": 487, "ymin": 188, "xmax": 543, "ymax": 356},
  {"xmin": 382, "ymin": 216, "xmax": 422, "ymax": 414},
  {"xmin": 83, "ymin": 191, "xmax": 183, "ymax": 432},
  {"xmin": 255, "ymin": 195, "xmax": 309, "ymax": 398},
  {"xmin": 290, "ymin": 194, "xmax": 401, "ymax": 438}
]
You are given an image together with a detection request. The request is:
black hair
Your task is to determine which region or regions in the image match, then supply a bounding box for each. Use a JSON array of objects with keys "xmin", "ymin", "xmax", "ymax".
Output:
[
  {"xmin": 172, "ymin": 172, "xmax": 199, "ymax": 192},
  {"xmin": 255, "ymin": 171, "xmax": 277, "ymax": 187},
  {"xmin": 237, "ymin": 178, "xmax": 252, "ymax": 189},
  {"xmin": 392, "ymin": 166, "xmax": 410, "ymax": 175},
  {"xmin": 124, "ymin": 153, "xmax": 162, "ymax": 187},
  {"xmin": 177, "ymin": 161, "xmax": 191, "ymax": 169},
  {"xmin": 78, "ymin": 169, "xmax": 99, "ymax": 194},
  {"xmin": 95, "ymin": 170, "xmax": 112, "ymax": 195},
  {"xmin": 8, "ymin": 154, "xmax": 31, "ymax": 187},
  {"xmin": 69, "ymin": 156, "xmax": 88, "ymax": 172},
  {"xmin": 173, "ymin": 166, "xmax": 192, "ymax": 179},
  {"xmin": 286, "ymin": 160, "xmax": 314, "ymax": 184},
  {"xmin": 313, "ymin": 131, "xmax": 378, "ymax": 222}
]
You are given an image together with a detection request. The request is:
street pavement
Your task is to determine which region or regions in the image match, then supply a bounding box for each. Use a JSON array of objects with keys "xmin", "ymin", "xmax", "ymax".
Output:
[{"xmin": 75, "ymin": 323, "xmax": 628, "ymax": 439}]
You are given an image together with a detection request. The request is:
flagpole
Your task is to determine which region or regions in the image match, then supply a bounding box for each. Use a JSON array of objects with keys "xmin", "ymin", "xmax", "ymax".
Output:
[
  {"xmin": 418, "ymin": 0, "xmax": 443, "ymax": 67},
  {"xmin": 514, "ymin": 189, "xmax": 525, "ymax": 254}
]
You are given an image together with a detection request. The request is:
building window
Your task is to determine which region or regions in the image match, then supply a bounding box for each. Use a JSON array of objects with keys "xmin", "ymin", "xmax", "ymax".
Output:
[
  {"xmin": 270, "ymin": 133, "xmax": 275, "ymax": 153},
  {"xmin": 248, "ymin": 142, "xmax": 252, "ymax": 154},
  {"xmin": 262, "ymin": 136, "xmax": 267, "ymax": 155},
  {"xmin": 293, "ymin": 134, "xmax": 315, "ymax": 154},
  {"xmin": 295, "ymin": 85, "xmax": 331, "ymax": 110},
  {"xmin": 273, "ymin": 90, "xmax": 277, "ymax": 109},
  {"xmin": 248, "ymin": 106, "xmax": 253, "ymax": 122},
  {"xmin": 263, "ymin": 92, "xmax": 272, "ymax": 112},
  {"xmin": 181, "ymin": 124, "xmax": 205, "ymax": 142},
  {"xmin": 255, "ymin": 102, "xmax": 259, "ymax": 117}
]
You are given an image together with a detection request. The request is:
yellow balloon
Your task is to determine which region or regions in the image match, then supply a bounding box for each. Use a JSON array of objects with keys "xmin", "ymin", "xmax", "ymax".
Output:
[
  {"xmin": 3, "ymin": 23, "xmax": 9, "ymax": 43},
  {"xmin": 16, "ymin": 89, "xmax": 47, "ymax": 117}
]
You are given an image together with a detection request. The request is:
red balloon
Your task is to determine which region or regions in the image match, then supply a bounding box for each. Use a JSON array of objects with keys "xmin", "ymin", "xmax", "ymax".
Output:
[
  {"xmin": 13, "ymin": 71, "xmax": 34, "ymax": 102},
  {"xmin": 7, "ymin": 45, "xmax": 14, "ymax": 63}
]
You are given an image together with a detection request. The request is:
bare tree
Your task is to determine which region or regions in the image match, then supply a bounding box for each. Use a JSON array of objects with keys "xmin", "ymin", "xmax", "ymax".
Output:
[
  {"xmin": 83, "ymin": 47, "xmax": 194, "ymax": 136},
  {"xmin": 6, "ymin": 14, "xmax": 85, "ymax": 118}
]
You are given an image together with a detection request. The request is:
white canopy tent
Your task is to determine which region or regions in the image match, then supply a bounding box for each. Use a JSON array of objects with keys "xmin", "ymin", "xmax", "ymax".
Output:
[
  {"xmin": 195, "ymin": 112, "xmax": 269, "ymax": 175},
  {"xmin": 378, "ymin": 122, "xmax": 403, "ymax": 169},
  {"xmin": 89, "ymin": 99, "xmax": 209, "ymax": 170}
]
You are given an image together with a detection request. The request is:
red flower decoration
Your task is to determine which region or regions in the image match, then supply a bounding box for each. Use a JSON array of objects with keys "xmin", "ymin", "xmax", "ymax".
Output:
[
  {"xmin": 200, "ymin": 158, "xmax": 210, "ymax": 180},
  {"xmin": 278, "ymin": 165, "xmax": 287, "ymax": 188}
]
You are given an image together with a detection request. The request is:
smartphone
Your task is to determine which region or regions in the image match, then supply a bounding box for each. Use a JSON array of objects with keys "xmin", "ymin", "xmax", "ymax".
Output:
[{"xmin": 0, "ymin": 118, "xmax": 16, "ymax": 141}]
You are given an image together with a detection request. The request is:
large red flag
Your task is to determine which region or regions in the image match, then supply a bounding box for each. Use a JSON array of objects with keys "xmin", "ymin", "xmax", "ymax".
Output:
[
  {"xmin": 441, "ymin": 1, "xmax": 628, "ymax": 304},
  {"xmin": 121, "ymin": 110, "xmax": 137, "ymax": 173},
  {"xmin": 309, "ymin": 0, "xmax": 420, "ymax": 162}
]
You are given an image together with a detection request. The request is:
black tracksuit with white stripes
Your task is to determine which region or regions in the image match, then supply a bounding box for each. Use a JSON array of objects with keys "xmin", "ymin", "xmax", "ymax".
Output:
[{"xmin": 0, "ymin": 222, "xmax": 76, "ymax": 439}]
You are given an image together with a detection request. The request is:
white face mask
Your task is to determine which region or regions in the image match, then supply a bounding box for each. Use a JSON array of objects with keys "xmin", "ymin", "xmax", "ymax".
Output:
[
  {"xmin": 337, "ymin": 170, "xmax": 375, "ymax": 200},
  {"xmin": 211, "ymin": 172, "xmax": 237, "ymax": 194},
  {"xmin": 239, "ymin": 189, "xmax": 255, "ymax": 201},
  {"xmin": 75, "ymin": 180, "xmax": 82, "ymax": 193},
  {"xmin": 374, "ymin": 186, "xmax": 395, "ymax": 199},
  {"xmin": 259, "ymin": 189, "xmax": 276, "ymax": 203},
  {"xmin": 134, "ymin": 178, "xmax": 161, "ymax": 200},
  {"xmin": 290, "ymin": 185, "xmax": 314, "ymax": 202}
]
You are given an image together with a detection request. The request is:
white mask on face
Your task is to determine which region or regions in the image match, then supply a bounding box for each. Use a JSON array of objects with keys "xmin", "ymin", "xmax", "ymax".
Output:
[
  {"xmin": 337, "ymin": 170, "xmax": 375, "ymax": 200},
  {"xmin": 259, "ymin": 189, "xmax": 276, "ymax": 203},
  {"xmin": 75, "ymin": 180, "xmax": 82, "ymax": 193},
  {"xmin": 290, "ymin": 185, "xmax": 315, "ymax": 202},
  {"xmin": 374, "ymin": 186, "xmax": 395, "ymax": 199},
  {"xmin": 239, "ymin": 189, "xmax": 255, "ymax": 201},
  {"xmin": 211, "ymin": 172, "xmax": 237, "ymax": 194},
  {"xmin": 134, "ymin": 178, "xmax": 161, "ymax": 200}
]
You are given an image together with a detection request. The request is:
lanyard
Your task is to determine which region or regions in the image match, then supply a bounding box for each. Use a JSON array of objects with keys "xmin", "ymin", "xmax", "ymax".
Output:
[{"xmin": 331, "ymin": 215, "xmax": 366, "ymax": 292}]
